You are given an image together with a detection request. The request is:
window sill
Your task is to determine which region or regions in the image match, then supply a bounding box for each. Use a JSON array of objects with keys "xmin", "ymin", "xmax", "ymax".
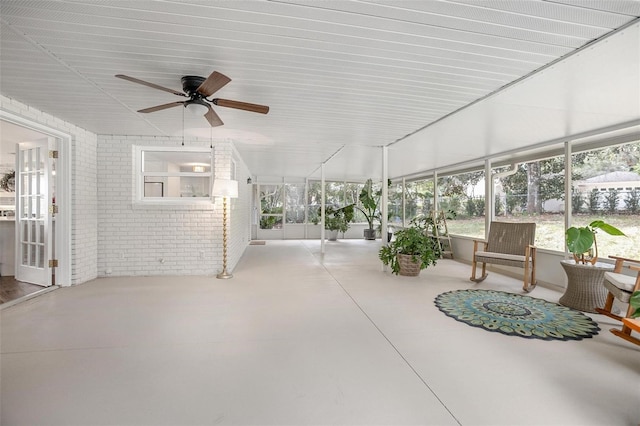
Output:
[{"xmin": 132, "ymin": 200, "xmax": 215, "ymax": 210}]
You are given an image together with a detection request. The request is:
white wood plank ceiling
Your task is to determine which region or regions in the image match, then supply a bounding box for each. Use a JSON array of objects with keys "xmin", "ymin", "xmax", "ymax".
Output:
[{"xmin": 1, "ymin": 1, "xmax": 639, "ymax": 182}]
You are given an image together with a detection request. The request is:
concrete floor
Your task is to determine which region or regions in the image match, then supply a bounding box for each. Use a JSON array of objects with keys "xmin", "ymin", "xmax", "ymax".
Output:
[{"xmin": 1, "ymin": 239, "xmax": 638, "ymax": 425}]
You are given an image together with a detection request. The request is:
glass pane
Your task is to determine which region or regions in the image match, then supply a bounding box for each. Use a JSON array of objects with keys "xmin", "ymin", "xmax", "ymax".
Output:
[
  {"xmin": 325, "ymin": 182, "xmax": 343, "ymax": 207},
  {"xmin": 38, "ymin": 245, "xmax": 44, "ymax": 268},
  {"xmin": 345, "ymin": 182, "xmax": 365, "ymax": 223},
  {"xmin": 30, "ymin": 244, "xmax": 36, "ymax": 267},
  {"xmin": 494, "ymin": 156, "xmax": 565, "ymax": 251},
  {"xmin": 21, "ymin": 173, "xmax": 29, "ymax": 195},
  {"xmin": 142, "ymin": 176, "xmax": 211, "ymax": 198},
  {"xmin": 29, "ymin": 196, "xmax": 37, "ymax": 218},
  {"xmin": 143, "ymin": 150, "xmax": 211, "ymax": 173},
  {"xmin": 38, "ymin": 222, "xmax": 44, "ymax": 244},
  {"xmin": 285, "ymin": 184, "xmax": 305, "ymax": 224},
  {"xmin": 178, "ymin": 176, "xmax": 210, "ymax": 197},
  {"xmin": 437, "ymin": 171, "xmax": 485, "ymax": 239},
  {"xmin": 307, "ymin": 181, "xmax": 322, "ymax": 224},
  {"xmin": 260, "ymin": 185, "xmax": 283, "ymax": 214},
  {"xmin": 388, "ymin": 181, "xmax": 403, "ymax": 226},
  {"xmin": 405, "ymin": 179, "xmax": 434, "ymax": 221},
  {"xmin": 22, "ymin": 242, "xmax": 28, "ymax": 265},
  {"xmin": 260, "ymin": 215, "xmax": 283, "ymax": 229},
  {"xmin": 571, "ymin": 141, "xmax": 640, "ymax": 259},
  {"xmin": 33, "ymin": 147, "xmax": 44, "ymax": 172},
  {"xmin": 20, "ymin": 197, "xmax": 28, "ymax": 218}
]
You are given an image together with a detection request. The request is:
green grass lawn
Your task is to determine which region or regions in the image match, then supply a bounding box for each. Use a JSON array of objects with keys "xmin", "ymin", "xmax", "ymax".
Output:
[{"xmin": 447, "ymin": 214, "xmax": 640, "ymax": 259}]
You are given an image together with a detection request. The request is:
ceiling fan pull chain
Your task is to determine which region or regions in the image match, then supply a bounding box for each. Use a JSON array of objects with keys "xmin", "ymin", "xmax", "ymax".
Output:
[{"xmin": 182, "ymin": 105, "xmax": 185, "ymax": 146}]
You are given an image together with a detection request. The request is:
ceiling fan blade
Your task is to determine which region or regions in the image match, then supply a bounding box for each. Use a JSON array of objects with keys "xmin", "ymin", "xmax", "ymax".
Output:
[
  {"xmin": 205, "ymin": 105, "xmax": 224, "ymax": 127},
  {"xmin": 196, "ymin": 71, "xmax": 231, "ymax": 97},
  {"xmin": 213, "ymin": 98, "xmax": 269, "ymax": 114},
  {"xmin": 138, "ymin": 101, "xmax": 184, "ymax": 113},
  {"xmin": 116, "ymin": 74, "xmax": 185, "ymax": 97}
]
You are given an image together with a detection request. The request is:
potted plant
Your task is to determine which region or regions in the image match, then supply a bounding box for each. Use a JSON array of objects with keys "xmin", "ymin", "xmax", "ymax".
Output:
[
  {"xmin": 566, "ymin": 220, "xmax": 625, "ymax": 265},
  {"xmin": 324, "ymin": 204, "xmax": 354, "ymax": 241},
  {"xmin": 356, "ymin": 178, "xmax": 390, "ymax": 240},
  {"xmin": 378, "ymin": 218, "xmax": 440, "ymax": 276},
  {"xmin": 559, "ymin": 220, "xmax": 626, "ymax": 312}
]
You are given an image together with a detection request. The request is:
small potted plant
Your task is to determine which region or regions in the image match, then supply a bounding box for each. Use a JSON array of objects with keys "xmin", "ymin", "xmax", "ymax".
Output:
[
  {"xmin": 560, "ymin": 219, "xmax": 626, "ymax": 312},
  {"xmin": 378, "ymin": 218, "xmax": 440, "ymax": 276},
  {"xmin": 566, "ymin": 220, "xmax": 625, "ymax": 265}
]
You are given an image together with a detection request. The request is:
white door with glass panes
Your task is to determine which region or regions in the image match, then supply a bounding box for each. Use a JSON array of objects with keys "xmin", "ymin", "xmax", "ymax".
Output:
[{"xmin": 15, "ymin": 139, "xmax": 54, "ymax": 286}]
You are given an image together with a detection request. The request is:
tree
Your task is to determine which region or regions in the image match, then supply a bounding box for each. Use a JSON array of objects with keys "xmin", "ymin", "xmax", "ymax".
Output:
[
  {"xmin": 604, "ymin": 189, "xmax": 619, "ymax": 214},
  {"xmin": 499, "ymin": 157, "xmax": 570, "ymax": 215},
  {"xmin": 526, "ymin": 161, "xmax": 541, "ymax": 214},
  {"xmin": 624, "ymin": 188, "xmax": 640, "ymax": 214}
]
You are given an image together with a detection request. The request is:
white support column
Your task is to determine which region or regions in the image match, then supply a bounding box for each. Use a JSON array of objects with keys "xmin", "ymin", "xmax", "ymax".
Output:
[
  {"xmin": 321, "ymin": 164, "xmax": 325, "ymax": 254},
  {"xmin": 564, "ymin": 141, "xmax": 572, "ymax": 258},
  {"xmin": 382, "ymin": 146, "xmax": 388, "ymax": 247},
  {"xmin": 304, "ymin": 178, "xmax": 309, "ymax": 239},
  {"xmin": 485, "ymin": 158, "xmax": 493, "ymax": 237},
  {"xmin": 433, "ymin": 171, "xmax": 438, "ymax": 214},
  {"xmin": 402, "ymin": 177, "xmax": 406, "ymax": 228}
]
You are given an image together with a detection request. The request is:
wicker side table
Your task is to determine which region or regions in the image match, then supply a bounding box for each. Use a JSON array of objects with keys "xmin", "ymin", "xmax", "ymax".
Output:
[{"xmin": 559, "ymin": 260, "xmax": 613, "ymax": 313}]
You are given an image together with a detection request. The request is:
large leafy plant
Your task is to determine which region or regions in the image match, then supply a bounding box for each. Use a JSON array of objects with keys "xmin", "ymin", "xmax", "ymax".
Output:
[
  {"xmin": 378, "ymin": 218, "xmax": 439, "ymax": 275},
  {"xmin": 565, "ymin": 220, "xmax": 625, "ymax": 265},
  {"xmin": 356, "ymin": 178, "xmax": 391, "ymax": 231},
  {"xmin": 324, "ymin": 204, "xmax": 354, "ymax": 233}
]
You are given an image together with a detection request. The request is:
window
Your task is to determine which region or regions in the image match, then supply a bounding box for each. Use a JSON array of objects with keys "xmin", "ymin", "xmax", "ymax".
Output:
[
  {"xmin": 438, "ymin": 171, "xmax": 485, "ymax": 239},
  {"xmin": 571, "ymin": 140, "xmax": 640, "ymax": 259},
  {"xmin": 405, "ymin": 179, "xmax": 434, "ymax": 222},
  {"xmin": 494, "ymin": 154, "xmax": 566, "ymax": 251},
  {"xmin": 135, "ymin": 147, "xmax": 212, "ymax": 204}
]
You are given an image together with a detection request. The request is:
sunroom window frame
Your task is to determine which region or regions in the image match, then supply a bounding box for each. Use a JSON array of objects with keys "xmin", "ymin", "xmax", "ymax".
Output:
[{"xmin": 134, "ymin": 145, "xmax": 214, "ymax": 206}]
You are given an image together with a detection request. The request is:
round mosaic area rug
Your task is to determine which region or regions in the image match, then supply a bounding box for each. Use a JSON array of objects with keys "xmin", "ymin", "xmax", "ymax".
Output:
[{"xmin": 435, "ymin": 289, "xmax": 600, "ymax": 341}]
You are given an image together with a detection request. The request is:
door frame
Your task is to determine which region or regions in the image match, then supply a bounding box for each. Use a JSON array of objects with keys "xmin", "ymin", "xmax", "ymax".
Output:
[{"xmin": 1, "ymin": 110, "xmax": 71, "ymax": 286}]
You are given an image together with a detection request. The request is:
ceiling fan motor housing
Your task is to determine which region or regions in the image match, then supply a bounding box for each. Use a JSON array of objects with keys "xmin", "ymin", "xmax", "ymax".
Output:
[{"xmin": 181, "ymin": 75, "xmax": 206, "ymax": 97}]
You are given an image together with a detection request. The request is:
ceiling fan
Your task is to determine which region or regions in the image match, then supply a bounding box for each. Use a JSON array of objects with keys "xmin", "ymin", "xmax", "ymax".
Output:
[{"xmin": 115, "ymin": 71, "xmax": 269, "ymax": 127}]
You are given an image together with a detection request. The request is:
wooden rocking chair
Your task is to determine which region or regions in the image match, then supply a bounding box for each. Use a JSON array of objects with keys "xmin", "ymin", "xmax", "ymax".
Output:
[
  {"xmin": 470, "ymin": 221, "xmax": 537, "ymax": 292},
  {"xmin": 595, "ymin": 256, "xmax": 640, "ymax": 346}
]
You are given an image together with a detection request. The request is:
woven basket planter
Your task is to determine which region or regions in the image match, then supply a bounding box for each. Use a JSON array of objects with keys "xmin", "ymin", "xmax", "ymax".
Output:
[
  {"xmin": 397, "ymin": 254, "xmax": 422, "ymax": 276},
  {"xmin": 559, "ymin": 260, "xmax": 612, "ymax": 313}
]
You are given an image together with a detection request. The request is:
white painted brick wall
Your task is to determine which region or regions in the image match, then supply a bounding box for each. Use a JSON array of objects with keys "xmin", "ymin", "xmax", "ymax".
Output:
[
  {"xmin": 2, "ymin": 95, "xmax": 251, "ymax": 282},
  {"xmin": 1, "ymin": 95, "xmax": 98, "ymax": 285},
  {"xmin": 97, "ymin": 136, "xmax": 250, "ymax": 277}
]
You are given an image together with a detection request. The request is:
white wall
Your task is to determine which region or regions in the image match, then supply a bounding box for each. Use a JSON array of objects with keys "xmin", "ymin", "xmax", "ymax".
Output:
[
  {"xmin": 97, "ymin": 136, "xmax": 250, "ymax": 277},
  {"xmin": 1, "ymin": 95, "xmax": 98, "ymax": 285}
]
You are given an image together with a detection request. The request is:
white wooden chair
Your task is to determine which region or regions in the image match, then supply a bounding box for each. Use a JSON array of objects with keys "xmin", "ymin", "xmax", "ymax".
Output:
[{"xmin": 595, "ymin": 256, "xmax": 640, "ymax": 346}]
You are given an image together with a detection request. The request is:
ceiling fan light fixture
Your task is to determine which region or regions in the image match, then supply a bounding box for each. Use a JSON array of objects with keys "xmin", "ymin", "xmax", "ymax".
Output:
[{"xmin": 185, "ymin": 101, "xmax": 209, "ymax": 117}]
